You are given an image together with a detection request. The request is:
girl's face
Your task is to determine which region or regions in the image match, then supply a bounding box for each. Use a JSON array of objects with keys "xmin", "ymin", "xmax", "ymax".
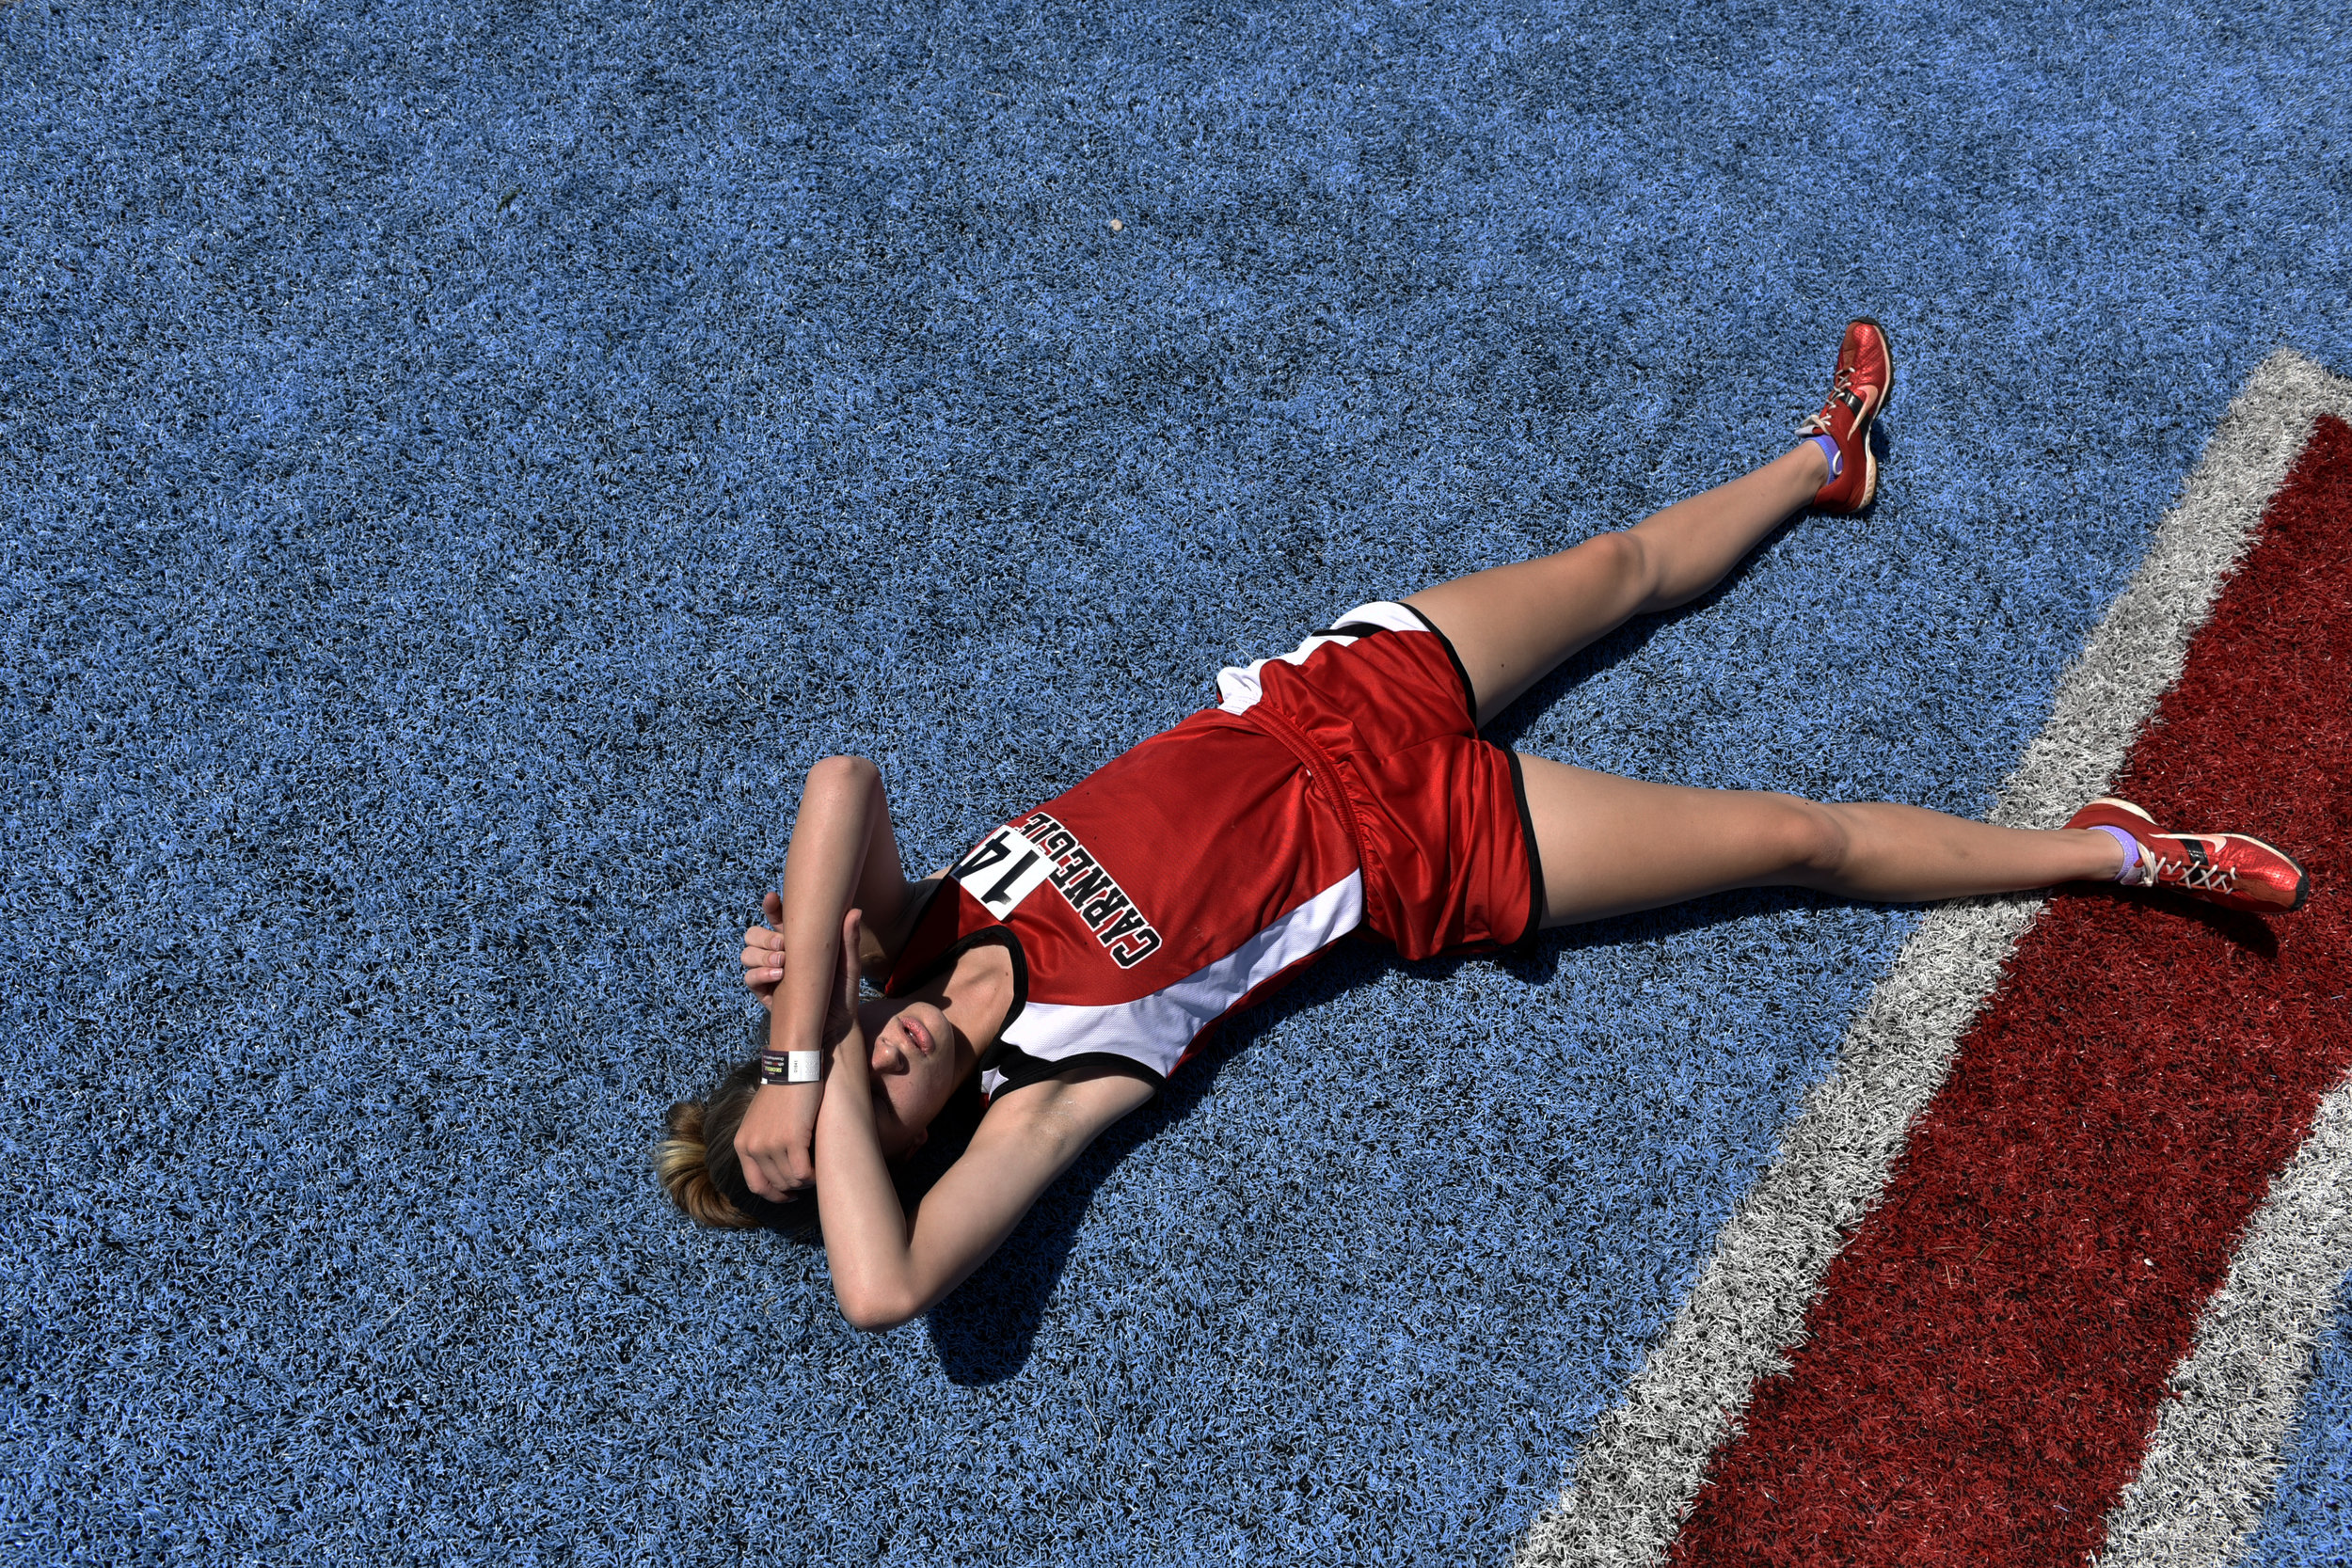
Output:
[{"xmin": 854, "ymin": 996, "xmax": 961, "ymax": 1160}]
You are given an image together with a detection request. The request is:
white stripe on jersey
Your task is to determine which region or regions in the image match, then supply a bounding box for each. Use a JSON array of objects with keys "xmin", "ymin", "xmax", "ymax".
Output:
[
  {"xmin": 1215, "ymin": 599, "xmax": 1427, "ymax": 716},
  {"xmin": 986, "ymin": 869, "xmax": 1367, "ymax": 1091}
]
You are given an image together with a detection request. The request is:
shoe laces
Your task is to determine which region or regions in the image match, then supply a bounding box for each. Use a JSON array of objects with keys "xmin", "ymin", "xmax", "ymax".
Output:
[
  {"xmin": 2147, "ymin": 841, "xmax": 2240, "ymax": 895},
  {"xmin": 1797, "ymin": 363, "xmax": 1859, "ymax": 438}
]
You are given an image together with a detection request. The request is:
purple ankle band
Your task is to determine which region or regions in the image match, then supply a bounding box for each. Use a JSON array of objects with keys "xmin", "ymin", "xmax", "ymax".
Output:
[
  {"xmin": 2091, "ymin": 823, "xmax": 2140, "ymax": 879},
  {"xmin": 1811, "ymin": 433, "xmax": 1842, "ymax": 479}
]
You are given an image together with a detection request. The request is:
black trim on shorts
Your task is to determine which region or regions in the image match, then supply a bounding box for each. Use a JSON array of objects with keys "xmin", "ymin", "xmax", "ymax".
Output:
[
  {"xmin": 1390, "ymin": 600, "xmax": 1481, "ymax": 724},
  {"xmin": 1506, "ymin": 748, "xmax": 1548, "ymax": 943}
]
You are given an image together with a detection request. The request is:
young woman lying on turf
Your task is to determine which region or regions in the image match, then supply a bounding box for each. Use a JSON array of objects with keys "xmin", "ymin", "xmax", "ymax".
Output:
[{"xmin": 657, "ymin": 320, "xmax": 2309, "ymax": 1331}]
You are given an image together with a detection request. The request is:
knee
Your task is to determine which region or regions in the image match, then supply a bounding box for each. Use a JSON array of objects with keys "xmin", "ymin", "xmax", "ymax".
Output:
[
  {"xmin": 1774, "ymin": 797, "xmax": 1851, "ymax": 879},
  {"xmin": 1583, "ymin": 530, "xmax": 1661, "ymax": 607},
  {"xmin": 805, "ymin": 753, "xmax": 880, "ymax": 799}
]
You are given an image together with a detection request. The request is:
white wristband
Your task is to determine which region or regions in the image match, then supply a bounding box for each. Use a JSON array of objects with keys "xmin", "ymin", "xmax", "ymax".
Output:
[{"xmin": 786, "ymin": 1049, "xmax": 821, "ymax": 1084}]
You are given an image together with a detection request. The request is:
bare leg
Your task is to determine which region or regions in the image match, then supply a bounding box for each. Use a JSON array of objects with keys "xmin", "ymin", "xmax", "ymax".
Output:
[
  {"xmin": 1520, "ymin": 755, "xmax": 2126, "ymax": 927},
  {"xmin": 1402, "ymin": 441, "xmax": 2115, "ymax": 921},
  {"xmin": 1406, "ymin": 444, "xmax": 1828, "ymax": 726}
]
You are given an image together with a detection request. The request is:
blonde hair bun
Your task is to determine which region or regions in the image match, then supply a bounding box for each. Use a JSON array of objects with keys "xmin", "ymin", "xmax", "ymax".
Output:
[{"xmin": 655, "ymin": 1099, "xmax": 759, "ymax": 1229}]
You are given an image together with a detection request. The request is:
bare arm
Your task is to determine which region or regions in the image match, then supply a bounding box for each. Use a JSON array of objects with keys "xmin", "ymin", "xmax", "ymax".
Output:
[
  {"xmin": 735, "ymin": 756, "xmax": 930, "ymax": 1200},
  {"xmin": 814, "ymin": 916, "xmax": 1156, "ymax": 1330}
]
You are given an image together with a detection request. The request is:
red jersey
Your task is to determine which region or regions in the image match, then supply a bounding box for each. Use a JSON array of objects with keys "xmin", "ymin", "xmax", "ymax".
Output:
[{"xmin": 884, "ymin": 601, "xmax": 1537, "ymax": 1100}]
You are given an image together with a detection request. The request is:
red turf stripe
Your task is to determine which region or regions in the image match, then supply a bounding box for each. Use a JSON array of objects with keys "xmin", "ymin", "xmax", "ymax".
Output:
[{"xmin": 1669, "ymin": 416, "xmax": 2352, "ymax": 1567}]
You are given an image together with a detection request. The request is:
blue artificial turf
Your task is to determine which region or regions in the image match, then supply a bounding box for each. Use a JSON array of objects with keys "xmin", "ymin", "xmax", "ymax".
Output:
[
  {"xmin": 2245, "ymin": 1277, "xmax": 2352, "ymax": 1568},
  {"xmin": 4, "ymin": 0, "xmax": 2349, "ymax": 1561}
]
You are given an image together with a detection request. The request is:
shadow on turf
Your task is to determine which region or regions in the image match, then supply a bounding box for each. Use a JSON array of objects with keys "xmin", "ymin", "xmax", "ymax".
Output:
[
  {"xmin": 929, "ymin": 411, "xmax": 2292, "ymax": 1375},
  {"xmin": 1483, "ymin": 419, "xmax": 1896, "ymax": 756},
  {"xmin": 922, "ymin": 880, "xmax": 1855, "ymax": 1384},
  {"xmin": 2069, "ymin": 880, "xmax": 2282, "ymax": 960},
  {"xmin": 922, "ymin": 879, "xmax": 2280, "ymax": 1383},
  {"xmin": 929, "ymin": 420, "xmax": 1940, "ymax": 1379}
]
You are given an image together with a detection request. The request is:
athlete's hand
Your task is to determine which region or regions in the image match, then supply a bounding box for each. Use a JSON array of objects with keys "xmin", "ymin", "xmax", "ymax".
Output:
[
  {"xmin": 740, "ymin": 890, "xmax": 787, "ymax": 1009},
  {"xmin": 735, "ymin": 1084, "xmax": 817, "ymax": 1199},
  {"xmin": 736, "ymin": 909, "xmax": 864, "ymax": 1202}
]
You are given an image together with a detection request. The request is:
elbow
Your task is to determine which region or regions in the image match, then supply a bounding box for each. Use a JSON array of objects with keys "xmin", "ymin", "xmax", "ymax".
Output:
[
  {"xmin": 806, "ymin": 753, "xmax": 880, "ymax": 795},
  {"xmin": 835, "ymin": 1284, "xmax": 918, "ymax": 1334}
]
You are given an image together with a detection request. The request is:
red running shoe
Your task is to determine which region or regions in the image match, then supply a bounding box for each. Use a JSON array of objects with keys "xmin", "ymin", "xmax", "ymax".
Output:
[
  {"xmin": 1799, "ymin": 319, "xmax": 1894, "ymax": 514},
  {"xmin": 2066, "ymin": 797, "xmax": 2311, "ymax": 914}
]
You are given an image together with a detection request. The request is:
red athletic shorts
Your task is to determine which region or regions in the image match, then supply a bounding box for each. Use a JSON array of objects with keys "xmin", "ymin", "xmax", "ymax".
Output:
[{"xmin": 1220, "ymin": 600, "xmax": 1543, "ymax": 958}]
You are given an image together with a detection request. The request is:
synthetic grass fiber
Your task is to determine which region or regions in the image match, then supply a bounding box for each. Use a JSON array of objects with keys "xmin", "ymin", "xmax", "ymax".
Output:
[
  {"xmin": 1521, "ymin": 355, "xmax": 2352, "ymax": 1568},
  {"xmin": 1669, "ymin": 417, "xmax": 2352, "ymax": 1565},
  {"xmin": 4, "ymin": 1, "xmax": 2350, "ymax": 1563}
]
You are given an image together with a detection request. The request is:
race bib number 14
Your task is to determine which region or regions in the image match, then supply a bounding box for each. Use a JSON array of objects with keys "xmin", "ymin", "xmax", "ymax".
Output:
[{"xmin": 947, "ymin": 824, "xmax": 1058, "ymax": 914}]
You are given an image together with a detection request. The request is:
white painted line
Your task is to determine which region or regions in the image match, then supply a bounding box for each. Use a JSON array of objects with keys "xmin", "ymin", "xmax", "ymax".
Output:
[
  {"xmin": 1513, "ymin": 348, "xmax": 2347, "ymax": 1568},
  {"xmin": 2094, "ymin": 1071, "xmax": 2352, "ymax": 1568},
  {"xmin": 1991, "ymin": 350, "xmax": 2352, "ymax": 833},
  {"xmin": 2090, "ymin": 356, "xmax": 2352, "ymax": 1568}
]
